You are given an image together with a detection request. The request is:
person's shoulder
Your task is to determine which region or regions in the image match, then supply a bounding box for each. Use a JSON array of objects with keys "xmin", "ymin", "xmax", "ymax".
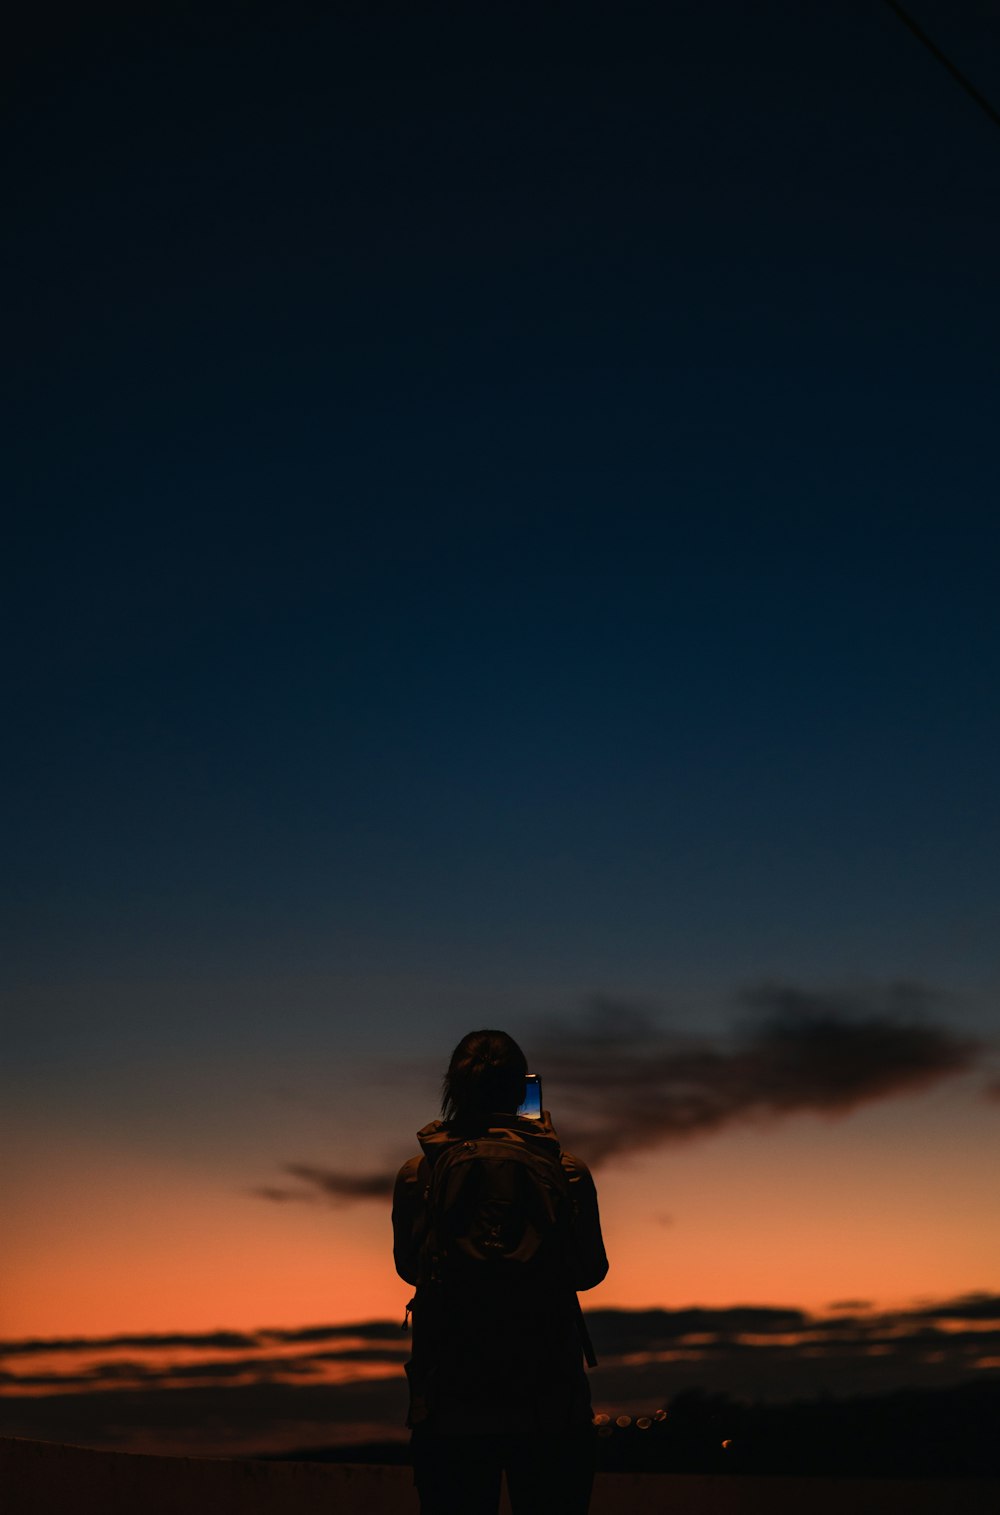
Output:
[
  {"xmin": 394, "ymin": 1153, "xmax": 426, "ymax": 1187},
  {"xmin": 559, "ymin": 1148, "xmax": 596, "ymax": 1185}
]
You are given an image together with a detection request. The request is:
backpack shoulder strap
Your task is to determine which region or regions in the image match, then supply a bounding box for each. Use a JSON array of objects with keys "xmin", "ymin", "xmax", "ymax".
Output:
[{"xmin": 427, "ymin": 1137, "xmax": 570, "ymax": 1205}]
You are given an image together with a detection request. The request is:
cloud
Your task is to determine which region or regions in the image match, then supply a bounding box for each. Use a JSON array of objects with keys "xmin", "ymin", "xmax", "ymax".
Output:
[
  {"xmin": 264, "ymin": 1322, "xmax": 406, "ymax": 1344},
  {"xmin": 248, "ymin": 1186, "xmax": 318, "ymax": 1204},
  {"xmin": 4, "ymin": 1294, "xmax": 999, "ymax": 1458},
  {"xmin": 252, "ymin": 1164, "xmax": 396, "ymax": 1206},
  {"xmin": 904, "ymin": 1293, "xmax": 1000, "ymax": 1322},
  {"xmin": 249, "ymin": 980, "xmax": 984, "ymax": 1202},
  {"xmin": 0, "ymin": 1327, "xmax": 409, "ymax": 1375},
  {"xmin": 530, "ymin": 983, "xmax": 983, "ymax": 1163},
  {"xmin": 0, "ymin": 1330, "xmax": 260, "ymax": 1357}
]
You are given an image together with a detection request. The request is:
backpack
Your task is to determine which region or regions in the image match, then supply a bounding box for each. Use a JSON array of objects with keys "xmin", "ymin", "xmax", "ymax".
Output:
[
  {"xmin": 403, "ymin": 1132, "xmax": 597, "ymax": 1416},
  {"xmin": 420, "ymin": 1134, "xmax": 573, "ymax": 1282}
]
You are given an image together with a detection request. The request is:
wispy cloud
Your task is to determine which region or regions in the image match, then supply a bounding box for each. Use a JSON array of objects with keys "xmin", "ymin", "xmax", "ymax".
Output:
[
  {"xmin": 0, "ymin": 1330, "xmax": 260, "ymax": 1357},
  {"xmin": 532, "ymin": 982, "xmax": 983, "ymax": 1162},
  {"xmin": 250, "ymin": 1164, "xmax": 397, "ymax": 1206},
  {"xmin": 0, "ymin": 1322, "xmax": 407, "ymax": 1359}
]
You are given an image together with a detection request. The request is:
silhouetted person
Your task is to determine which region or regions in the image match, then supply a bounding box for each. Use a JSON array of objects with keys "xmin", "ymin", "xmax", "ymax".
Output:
[{"xmin": 393, "ymin": 1029, "xmax": 609, "ymax": 1515}]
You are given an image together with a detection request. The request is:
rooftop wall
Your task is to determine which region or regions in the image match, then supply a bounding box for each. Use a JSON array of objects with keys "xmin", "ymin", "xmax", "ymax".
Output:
[{"xmin": 3, "ymin": 1437, "xmax": 998, "ymax": 1515}]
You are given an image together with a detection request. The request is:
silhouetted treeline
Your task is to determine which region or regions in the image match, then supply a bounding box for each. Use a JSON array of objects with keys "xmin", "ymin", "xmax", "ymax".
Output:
[{"xmin": 267, "ymin": 1378, "xmax": 1000, "ymax": 1478}]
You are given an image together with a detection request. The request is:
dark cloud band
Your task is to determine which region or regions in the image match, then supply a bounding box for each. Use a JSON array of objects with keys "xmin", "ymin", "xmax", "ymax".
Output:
[
  {"xmin": 251, "ymin": 981, "xmax": 985, "ymax": 1199},
  {"xmin": 532, "ymin": 983, "xmax": 983, "ymax": 1162},
  {"xmin": 252, "ymin": 1164, "xmax": 397, "ymax": 1206}
]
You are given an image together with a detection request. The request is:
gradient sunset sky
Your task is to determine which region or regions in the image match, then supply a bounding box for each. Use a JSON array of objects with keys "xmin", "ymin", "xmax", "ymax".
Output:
[{"xmin": 5, "ymin": 1, "xmax": 1000, "ymax": 1347}]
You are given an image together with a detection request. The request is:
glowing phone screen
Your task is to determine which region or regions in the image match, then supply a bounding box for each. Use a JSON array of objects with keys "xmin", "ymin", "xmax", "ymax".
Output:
[{"xmin": 517, "ymin": 1073, "xmax": 542, "ymax": 1119}]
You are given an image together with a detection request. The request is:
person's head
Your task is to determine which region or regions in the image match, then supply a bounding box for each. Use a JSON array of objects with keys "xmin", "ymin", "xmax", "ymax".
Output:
[{"xmin": 441, "ymin": 1029, "xmax": 528, "ymax": 1129}]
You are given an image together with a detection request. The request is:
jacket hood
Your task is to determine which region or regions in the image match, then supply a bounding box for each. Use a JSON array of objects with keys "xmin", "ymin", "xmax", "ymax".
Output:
[{"xmin": 416, "ymin": 1111, "xmax": 563, "ymax": 1165}]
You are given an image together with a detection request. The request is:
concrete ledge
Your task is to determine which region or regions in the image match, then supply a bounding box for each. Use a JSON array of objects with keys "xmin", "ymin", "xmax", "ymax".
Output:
[{"xmin": 3, "ymin": 1436, "xmax": 999, "ymax": 1514}]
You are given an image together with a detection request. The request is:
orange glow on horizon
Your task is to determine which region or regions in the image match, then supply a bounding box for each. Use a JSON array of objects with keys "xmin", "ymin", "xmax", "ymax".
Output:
[{"xmin": 4, "ymin": 1084, "xmax": 997, "ymax": 1343}]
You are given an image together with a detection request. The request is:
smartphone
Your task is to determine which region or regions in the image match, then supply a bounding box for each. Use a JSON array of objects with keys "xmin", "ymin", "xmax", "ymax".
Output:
[{"xmin": 517, "ymin": 1073, "xmax": 543, "ymax": 1119}]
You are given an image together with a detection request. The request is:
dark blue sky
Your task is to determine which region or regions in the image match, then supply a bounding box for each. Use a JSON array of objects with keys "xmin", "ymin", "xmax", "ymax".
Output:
[
  {"xmin": 6, "ymin": 1, "xmax": 1000, "ymax": 1347},
  {"xmin": 7, "ymin": 0, "xmax": 1000, "ymax": 1002}
]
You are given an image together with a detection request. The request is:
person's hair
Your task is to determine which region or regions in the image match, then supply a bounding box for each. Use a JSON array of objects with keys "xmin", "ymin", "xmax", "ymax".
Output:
[{"xmin": 441, "ymin": 1029, "xmax": 528, "ymax": 1129}]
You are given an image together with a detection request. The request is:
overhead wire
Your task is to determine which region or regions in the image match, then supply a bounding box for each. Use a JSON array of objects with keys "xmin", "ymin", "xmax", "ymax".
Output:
[{"xmin": 878, "ymin": 0, "xmax": 1000, "ymax": 132}]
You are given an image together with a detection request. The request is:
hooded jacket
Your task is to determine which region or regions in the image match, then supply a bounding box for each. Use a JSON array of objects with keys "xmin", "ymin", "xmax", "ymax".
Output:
[{"xmin": 392, "ymin": 1111, "xmax": 608, "ymax": 1433}]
